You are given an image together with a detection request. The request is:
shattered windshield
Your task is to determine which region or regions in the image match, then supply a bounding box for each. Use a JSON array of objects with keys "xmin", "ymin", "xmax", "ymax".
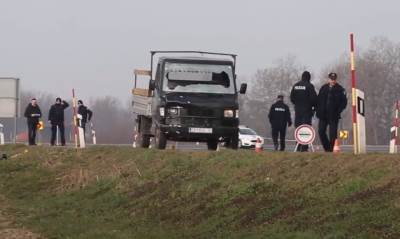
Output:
[{"xmin": 163, "ymin": 62, "xmax": 235, "ymax": 94}]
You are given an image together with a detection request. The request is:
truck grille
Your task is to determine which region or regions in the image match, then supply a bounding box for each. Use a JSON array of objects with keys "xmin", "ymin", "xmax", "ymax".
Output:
[{"xmin": 186, "ymin": 108, "xmax": 216, "ymax": 117}]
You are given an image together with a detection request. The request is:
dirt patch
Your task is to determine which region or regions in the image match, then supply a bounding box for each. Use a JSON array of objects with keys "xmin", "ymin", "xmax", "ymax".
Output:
[
  {"xmin": 342, "ymin": 177, "xmax": 400, "ymax": 204},
  {"xmin": 0, "ymin": 195, "xmax": 44, "ymax": 239}
]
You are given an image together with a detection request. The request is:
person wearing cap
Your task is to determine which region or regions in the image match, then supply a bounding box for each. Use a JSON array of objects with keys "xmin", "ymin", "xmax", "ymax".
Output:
[
  {"xmin": 77, "ymin": 100, "xmax": 93, "ymax": 134},
  {"xmin": 316, "ymin": 73, "xmax": 347, "ymax": 152},
  {"xmin": 268, "ymin": 95, "xmax": 292, "ymax": 151},
  {"xmin": 24, "ymin": 98, "xmax": 42, "ymax": 145},
  {"xmin": 290, "ymin": 71, "xmax": 318, "ymax": 152},
  {"xmin": 48, "ymin": 97, "xmax": 69, "ymax": 146}
]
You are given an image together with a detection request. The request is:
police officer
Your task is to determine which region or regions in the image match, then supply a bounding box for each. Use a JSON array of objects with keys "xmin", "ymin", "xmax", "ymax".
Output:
[
  {"xmin": 268, "ymin": 95, "xmax": 292, "ymax": 151},
  {"xmin": 77, "ymin": 100, "xmax": 93, "ymax": 134},
  {"xmin": 290, "ymin": 71, "xmax": 317, "ymax": 151},
  {"xmin": 48, "ymin": 97, "xmax": 69, "ymax": 146},
  {"xmin": 316, "ymin": 73, "xmax": 347, "ymax": 152},
  {"xmin": 24, "ymin": 98, "xmax": 42, "ymax": 145}
]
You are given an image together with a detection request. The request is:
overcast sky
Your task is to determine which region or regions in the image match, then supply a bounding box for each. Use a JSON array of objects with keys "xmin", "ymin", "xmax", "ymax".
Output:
[{"xmin": 1, "ymin": 0, "xmax": 399, "ymax": 103}]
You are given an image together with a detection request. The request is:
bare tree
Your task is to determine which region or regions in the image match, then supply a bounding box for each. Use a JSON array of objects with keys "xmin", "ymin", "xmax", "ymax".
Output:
[
  {"xmin": 89, "ymin": 96, "xmax": 134, "ymax": 144},
  {"xmin": 240, "ymin": 55, "xmax": 305, "ymax": 137}
]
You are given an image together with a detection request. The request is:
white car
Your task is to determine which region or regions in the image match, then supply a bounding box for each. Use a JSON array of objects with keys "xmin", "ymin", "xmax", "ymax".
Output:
[{"xmin": 238, "ymin": 126, "xmax": 264, "ymax": 148}]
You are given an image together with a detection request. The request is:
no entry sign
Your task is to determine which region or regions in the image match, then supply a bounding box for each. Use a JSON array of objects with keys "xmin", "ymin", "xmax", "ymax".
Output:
[{"xmin": 294, "ymin": 124, "xmax": 316, "ymax": 145}]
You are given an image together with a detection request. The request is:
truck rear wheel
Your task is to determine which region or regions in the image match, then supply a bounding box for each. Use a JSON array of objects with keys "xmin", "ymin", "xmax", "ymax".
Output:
[
  {"xmin": 155, "ymin": 127, "xmax": 167, "ymax": 149},
  {"xmin": 229, "ymin": 136, "xmax": 239, "ymax": 150},
  {"xmin": 135, "ymin": 116, "xmax": 151, "ymax": 148},
  {"xmin": 138, "ymin": 133, "xmax": 150, "ymax": 148},
  {"xmin": 207, "ymin": 139, "xmax": 218, "ymax": 151}
]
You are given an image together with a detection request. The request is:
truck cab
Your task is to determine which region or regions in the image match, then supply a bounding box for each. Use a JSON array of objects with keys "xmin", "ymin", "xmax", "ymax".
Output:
[{"xmin": 132, "ymin": 51, "xmax": 247, "ymax": 150}]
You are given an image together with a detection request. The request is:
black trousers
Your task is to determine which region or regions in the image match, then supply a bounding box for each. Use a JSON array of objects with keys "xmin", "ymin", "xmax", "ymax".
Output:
[
  {"xmin": 272, "ymin": 127, "xmax": 286, "ymax": 151},
  {"xmin": 51, "ymin": 123, "xmax": 66, "ymax": 146},
  {"xmin": 318, "ymin": 118, "xmax": 339, "ymax": 152},
  {"xmin": 294, "ymin": 113, "xmax": 312, "ymax": 152},
  {"xmin": 27, "ymin": 122, "xmax": 37, "ymax": 145}
]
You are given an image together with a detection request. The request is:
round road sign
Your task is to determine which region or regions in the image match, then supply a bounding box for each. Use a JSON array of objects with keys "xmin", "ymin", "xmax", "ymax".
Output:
[{"xmin": 294, "ymin": 124, "xmax": 316, "ymax": 145}]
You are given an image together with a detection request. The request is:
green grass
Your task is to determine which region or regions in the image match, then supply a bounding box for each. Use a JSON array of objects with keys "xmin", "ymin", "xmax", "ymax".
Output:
[{"xmin": 1, "ymin": 145, "xmax": 400, "ymax": 238}]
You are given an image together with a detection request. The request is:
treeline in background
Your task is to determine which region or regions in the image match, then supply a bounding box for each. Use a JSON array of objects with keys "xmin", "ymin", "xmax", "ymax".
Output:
[{"xmin": 1, "ymin": 36, "xmax": 399, "ymax": 145}]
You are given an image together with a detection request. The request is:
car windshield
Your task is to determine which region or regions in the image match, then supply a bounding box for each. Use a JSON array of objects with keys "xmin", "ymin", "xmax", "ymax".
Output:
[
  {"xmin": 239, "ymin": 128, "xmax": 257, "ymax": 135},
  {"xmin": 163, "ymin": 62, "xmax": 235, "ymax": 94}
]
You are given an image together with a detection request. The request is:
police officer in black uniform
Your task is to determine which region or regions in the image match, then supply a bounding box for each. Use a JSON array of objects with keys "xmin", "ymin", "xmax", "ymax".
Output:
[
  {"xmin": 48, "ymin": 97, "xmax": 69, "ymax": 146},
  {"xmin": 77, "ymin": 100, "xmax": 93, "ymax": 134},
  {"xmin": 316, "ymin": 73, "xmax": 347, "ymax": 152},
  {"xmin": 290, "ymin": 71, "xmax": 317, "ymax": 151},
  {"xmin": 24, "ymin": 98, "xmax": 42, "ymax": 145},
  {"xmin": 268, "ymin": 95, "xmax": 292, "ymax": 151}
]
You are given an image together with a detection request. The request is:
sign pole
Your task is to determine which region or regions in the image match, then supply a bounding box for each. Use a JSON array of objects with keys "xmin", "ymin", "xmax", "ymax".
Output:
[
  {"xmin": 72, "ymin": 89, "xmax": 78, "ymax": 148},
  {"xmin": 350, "ymin": 33, "xmax": 358, "ymax": 154}
]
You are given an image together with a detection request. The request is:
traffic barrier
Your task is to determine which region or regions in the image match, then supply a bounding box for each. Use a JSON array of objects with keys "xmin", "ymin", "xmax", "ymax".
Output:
[
  {"xmin": 333, "ymin": 139, "xmax": 341, "ymax": 153},
  {"xmin": 255, "ymin": 138, "xmax": 263, "ymax": 153}
]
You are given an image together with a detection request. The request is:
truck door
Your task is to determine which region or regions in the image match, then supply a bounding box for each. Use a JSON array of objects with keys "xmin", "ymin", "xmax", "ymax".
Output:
[{"xmin": 151, "ymin": 63, "xmax": 162, "ymax": 119}]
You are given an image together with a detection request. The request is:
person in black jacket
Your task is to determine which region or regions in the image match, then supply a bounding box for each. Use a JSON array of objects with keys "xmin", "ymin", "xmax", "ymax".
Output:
[
  {"xmin": 316, "ymin": 73, "xmax": 347, "ymax": 152},
  {"xmin": 24, "ymin": 98, "xmax": 42, "ymax": 145},
  {"xmin": 268, "ymin": 95, "xmax": 292, "ymax": 151},
  {"xmin": 48, "ymin": 97, "xmax": 69, "ymax": 146},
  {"xmin": 290, "ymin": 71, "xmax": 317, "ymax": 151},
  {"xmin": 77, "ymin": 100, "xmax": 93, "ymax": 134}
]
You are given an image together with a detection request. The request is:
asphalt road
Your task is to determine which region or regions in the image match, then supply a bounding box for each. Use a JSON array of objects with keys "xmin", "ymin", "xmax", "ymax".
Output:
[
  {"xmin": 3, "ymin": 141, "xmax": 392, "ymax": 153},
  {"xmin": 129, "ymin": 140, "xmax": 392, "ymax": 153}
]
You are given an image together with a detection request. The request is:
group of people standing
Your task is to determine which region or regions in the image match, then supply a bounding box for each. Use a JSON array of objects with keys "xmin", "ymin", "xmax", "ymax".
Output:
[
  {"xmin": 23, "ymin": 98, "xmax": 92, "ymax": 146},
  {"xmin": 268, "ymin": 71, "xmax": 347, "ymax": 152}
]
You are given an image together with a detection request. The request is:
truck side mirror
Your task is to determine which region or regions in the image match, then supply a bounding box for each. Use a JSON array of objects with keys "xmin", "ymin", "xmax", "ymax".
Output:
[
  {"xmin": 149, "ymin": 80, "xmax": 156, "ymax": 91},
  {"xmin": 239, "ymin": 83, "xmax": 247, "ymax": 94}
]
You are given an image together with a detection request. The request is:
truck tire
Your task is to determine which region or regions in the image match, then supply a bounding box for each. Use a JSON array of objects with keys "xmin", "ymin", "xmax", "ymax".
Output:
[
  {"xmin": 229, "ymin": 136, "xmax": 239, "ymax": 150},
  {"xmin": 207, "ymin": 139, "xmax": 218, "ymax": 151},
  {"xmin": 135, "ymin": 116, "xmax": 151, "ymax": 148},
  {"xmin": 138, "ymin": 133, "xmax": 150, "ymax": 148},
  {"xmin": 155, "ymin": 127, "xmax": 167, "ymax": 149}
]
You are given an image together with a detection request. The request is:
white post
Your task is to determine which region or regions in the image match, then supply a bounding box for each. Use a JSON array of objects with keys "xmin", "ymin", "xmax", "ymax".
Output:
[
  {"xmin": 77, "ymin": 114, "xmax": 85, "ymax": 148},
  {"xmin": 0, "ymin": 123, "xmax": 4, "ymax": 145},
  {"xmin": 355, "ymin": 89, "xmax": 366, "ymax": 153},
  {"xmin": 91, "ymin": 122, "xmax": 96, "ymax": 145},
  {"xmin": 390, "ymin": 101, "xmax": 399, "ymax": 154}
]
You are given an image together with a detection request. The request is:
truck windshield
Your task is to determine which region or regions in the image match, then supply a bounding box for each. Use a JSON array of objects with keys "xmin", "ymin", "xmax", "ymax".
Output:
[{"xmin": 163, "ymin": 62, "xmax": 235, "ymax": 94}]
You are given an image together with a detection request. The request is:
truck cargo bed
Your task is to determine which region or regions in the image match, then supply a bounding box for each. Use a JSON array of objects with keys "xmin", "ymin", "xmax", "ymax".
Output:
[{"xmin": 132, "ymin": 94, "xmax": 152, "ymax": 116}]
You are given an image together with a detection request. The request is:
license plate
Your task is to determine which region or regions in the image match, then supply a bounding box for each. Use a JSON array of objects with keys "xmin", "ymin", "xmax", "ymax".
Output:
[{"xmin": 189, "ymin": 127, "xmax": 213, "ymax": 134}]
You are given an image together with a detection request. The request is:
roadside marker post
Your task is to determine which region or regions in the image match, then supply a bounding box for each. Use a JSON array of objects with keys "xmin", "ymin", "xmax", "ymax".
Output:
[
  {"xmin": 0, "ymin": 123, "xmax": 4, "ymax": 145},
  {"xmin": 390, "ymin": 101, "xmax": 399, "ymax": 154},
  {"xmin": 72, "ymin": 89, "xmax": 79, "ymax": 148},
  {"xmin": 91, "ymin": 122, "xmax": 97, "ymax": 145},
  {"xmin": 350, "ymin": 33, "xmax": 366, "ymax": 154}
]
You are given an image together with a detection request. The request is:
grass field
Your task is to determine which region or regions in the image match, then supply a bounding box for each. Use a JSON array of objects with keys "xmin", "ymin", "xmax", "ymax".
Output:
[{"xmin": 0, "ymin": 145, "xmax": 400, "ymax": 238}]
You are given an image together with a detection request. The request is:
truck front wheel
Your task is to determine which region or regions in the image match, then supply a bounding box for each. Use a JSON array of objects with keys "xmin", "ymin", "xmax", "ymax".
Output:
[{"xmin": 155, "ymin": 127, "xmax": 167, "ymax": 149}]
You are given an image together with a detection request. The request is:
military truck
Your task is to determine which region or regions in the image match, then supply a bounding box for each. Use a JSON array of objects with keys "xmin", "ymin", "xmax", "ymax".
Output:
[{"xmin": 132, "ymin": 51, "xmax": 247, "ymax": 150}]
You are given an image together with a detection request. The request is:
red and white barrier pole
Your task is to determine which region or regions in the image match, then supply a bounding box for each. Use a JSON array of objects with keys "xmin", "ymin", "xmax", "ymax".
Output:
[
  {"xmin": 350, "ymin": 33, "xmax": 358, "ymax": 154},
  {"xmin": 390, "ymin": 101, "xmax": 399, "ymax": 154}
]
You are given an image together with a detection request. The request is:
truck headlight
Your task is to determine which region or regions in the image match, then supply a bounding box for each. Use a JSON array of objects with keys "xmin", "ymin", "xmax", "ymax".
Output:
[
  {"xmin": 159, "ymin": 107, "xmax": 165, "ymax": 117},
  {"xmin": 235, "ymin": 110, "xmax": 239, "ymax": 118},
  {"xmin": 168, "ymin": 107, "xmax": 180, "ymax": 115},
  {"xmin": 224, "ymin": 109, "xmax": 234, "ymax": 118}
]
